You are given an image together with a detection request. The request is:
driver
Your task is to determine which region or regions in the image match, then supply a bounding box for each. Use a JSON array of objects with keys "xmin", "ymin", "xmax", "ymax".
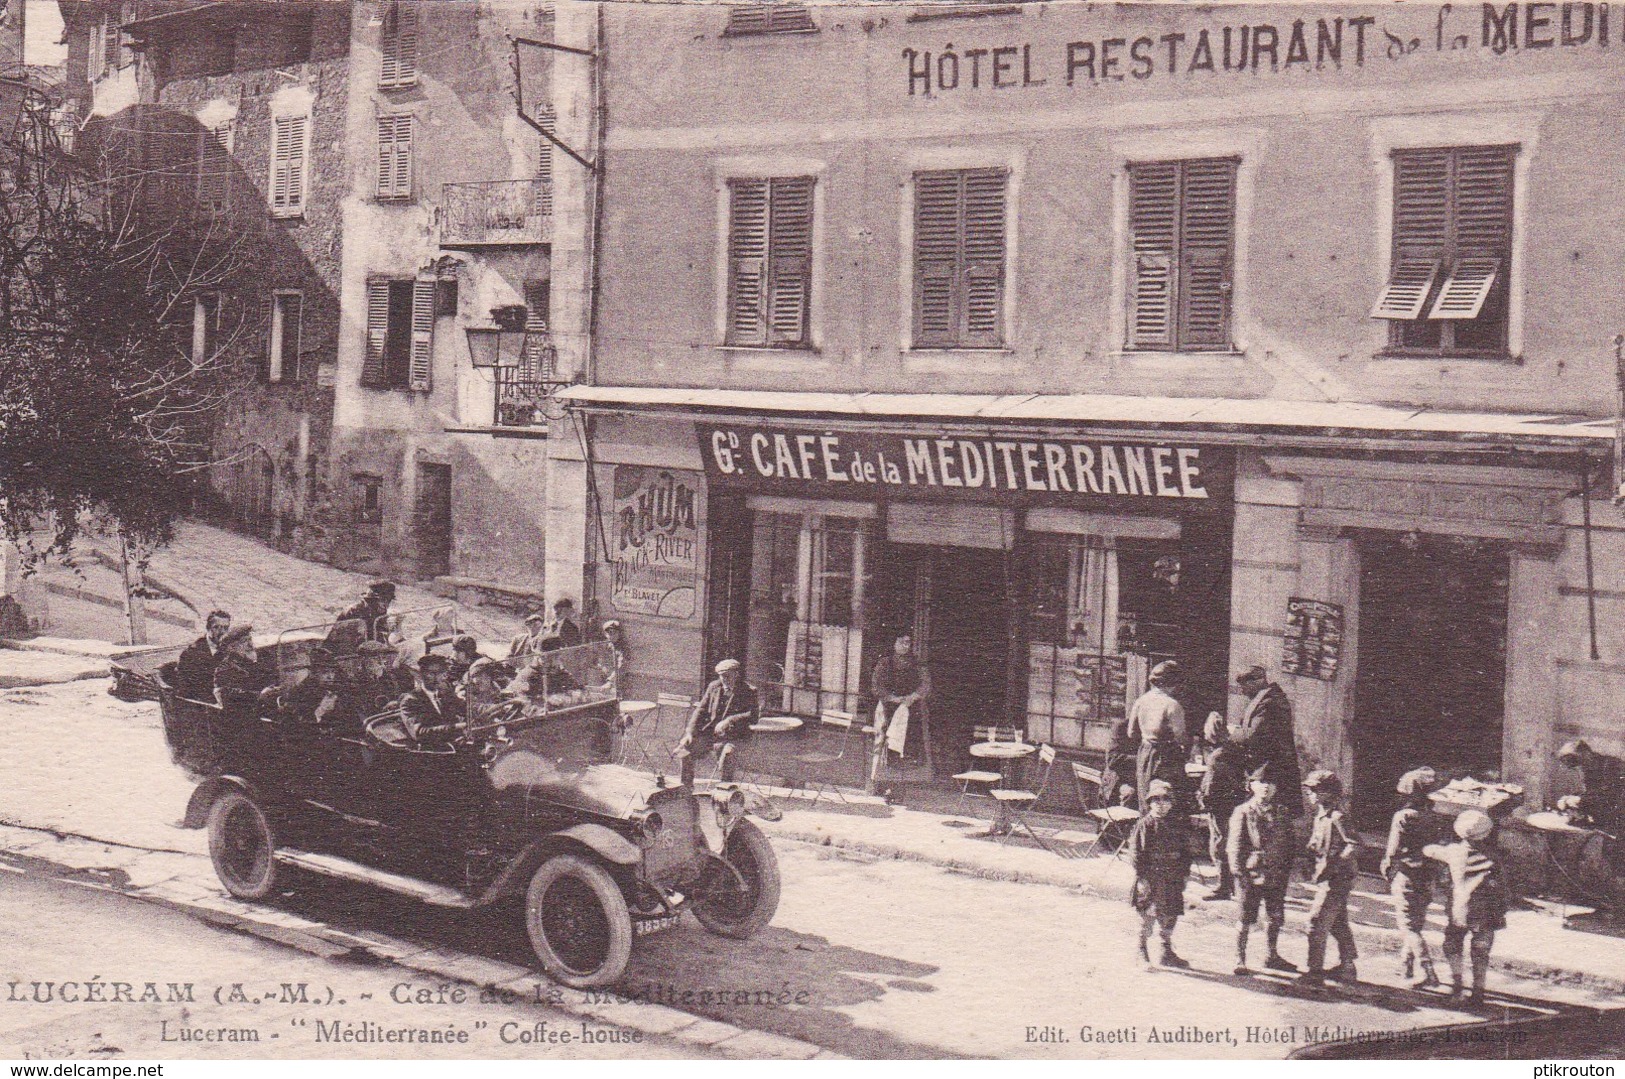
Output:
[
  {"xmin": 505, "ymin": 636, "xmax": 581, "ymax": 701},
  {"xmin": 399, "ymin": 653, "xmax": 464, "ymax": 745}
]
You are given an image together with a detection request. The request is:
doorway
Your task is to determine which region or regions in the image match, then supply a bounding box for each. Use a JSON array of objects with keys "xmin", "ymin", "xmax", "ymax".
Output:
[
  {"xmin": 1351, "ymin": 532, "xmax": 1509, "ymax": 826},
  {"xmin": 413, "ymin": 463, "xmax": 453, "ymax": 580}
]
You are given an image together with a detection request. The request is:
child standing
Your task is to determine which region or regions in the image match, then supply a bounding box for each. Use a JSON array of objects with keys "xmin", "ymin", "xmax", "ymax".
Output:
[
  {"xmin": 1301, "ymin": 770, "xmax": 1360, "ymax": 985},
  {"xmin": 1424, "ymin": 809, "xmax": 1509, "ymax": 1005},
  {"xmin": 1128, "ymin": 779, "xmax": 1192, "ymax": 969},
  {"xmin": 1382, "ymin": 767, "xmax": 1444, "ymax": 989},
  {"xmin": 1199, "ymin": 712, "xmax": 1248, "ymax": 901},
  {"xmin": 1228, "ymin": 763, "xmax": 1299, "ymax": 975}
]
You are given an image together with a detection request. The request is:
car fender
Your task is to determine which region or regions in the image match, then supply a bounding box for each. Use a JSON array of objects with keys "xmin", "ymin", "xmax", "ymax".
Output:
[
  {"xmin": 478, "ymin": 824, "xmax": 641, "ymax": 905},
  {"xmin": 553, "ymin": 823, "xmax": 642, "ymax": 867},
  {"xmin": 180, "ymin": 775, "xmax": 259, "ymax": 829}
]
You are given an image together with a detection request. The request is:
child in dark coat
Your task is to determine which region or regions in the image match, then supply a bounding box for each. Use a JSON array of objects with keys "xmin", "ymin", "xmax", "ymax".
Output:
[
  {"xmin": 1129, "ymin": 779, "xmax": 1191, "ymax": 969},
  {"xmin": 1424, "ymin": 809, "xmax": 1509, "ymax": 1004},
  {"xmin": 1199, "ymin": 712, "xmax": 1248, "ymax": 901}
]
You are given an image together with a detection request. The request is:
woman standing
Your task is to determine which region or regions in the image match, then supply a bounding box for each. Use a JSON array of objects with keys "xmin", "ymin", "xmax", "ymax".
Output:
[{"xmin": 1382, "ymin": 766, "xmax": 1445, "ymax": 989}]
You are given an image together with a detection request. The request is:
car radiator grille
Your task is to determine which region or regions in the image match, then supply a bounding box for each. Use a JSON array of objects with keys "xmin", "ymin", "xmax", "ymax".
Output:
[{"xmin": 642, "ymin": 793, "xmax": 698, "ymax": 887}]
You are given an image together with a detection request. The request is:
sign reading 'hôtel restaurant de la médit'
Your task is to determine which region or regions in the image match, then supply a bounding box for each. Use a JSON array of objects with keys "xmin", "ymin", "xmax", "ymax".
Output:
[{"xmin": 698, "ymin": 423, "xmax": 1233, "ymax": 507}]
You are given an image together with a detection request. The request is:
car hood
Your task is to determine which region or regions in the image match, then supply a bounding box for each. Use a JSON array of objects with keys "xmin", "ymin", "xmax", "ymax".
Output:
[{"xmin": 486, "ymin": 748, "xmax": 672, "ymax": 819}]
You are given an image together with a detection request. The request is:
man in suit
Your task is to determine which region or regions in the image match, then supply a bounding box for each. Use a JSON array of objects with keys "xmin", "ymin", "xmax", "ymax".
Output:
[
  {"xmin": 280, "ymin": 646, "xmax": 345, "ymax": 723},
  {"xmin": 508, "ymin": 611, "xmax": 548, "ymax": 662},
  {"xmin": 176, "ymin": 609, "xmax": 231, "ymax": 700},
  {"xmin": 325, "ymin": 580, "xmax": 397, "ymax": 653},
  {"xmin": 678, "ymin": 658, "xmax": 758, "ymax": 785},
  {"xmin": 547, "ymin": 597, "xmax": 583, "ymax": 648},
  {"xmin": 213, "ymin": 625, "xmax": 275, "ymax": 712},
  {"xmin": 1231, "ymin": 665, "xmax": 1304, "ymax": 817},
  {"xmin": 399, "ymin": 654, "xmax": 463, "ymax": 746}
]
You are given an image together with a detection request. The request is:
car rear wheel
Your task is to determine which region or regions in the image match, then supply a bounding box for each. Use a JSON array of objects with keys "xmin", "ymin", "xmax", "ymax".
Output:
[
  {"xmin": 693, "ymin": 819, "xmax": 781, "ymax": 940},
  {"xmin": 207, "ymin": 789, "xmax": 280, "ymax": 900},
  {"xmin": 525, "ymin": 855, "xmax": 633, "ymax": 989}
]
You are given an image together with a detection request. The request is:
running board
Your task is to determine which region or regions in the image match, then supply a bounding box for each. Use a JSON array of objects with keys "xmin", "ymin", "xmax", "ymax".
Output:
[{"xmin": 275, "ymin": 849, "xmax": 476, "ymax": 908}]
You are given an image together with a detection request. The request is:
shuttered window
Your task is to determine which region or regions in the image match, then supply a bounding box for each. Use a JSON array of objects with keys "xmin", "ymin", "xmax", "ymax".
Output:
[
  {"xmin": 1126, "ymin": 158, "xmax": 1236, "ymax": 352},
  {"xmin": 912, "ymin": 168, "xmax": 1007, "ymax": 350},
  {"xmin": 267, "ymin": 292, "xmax": 303, "ymax": 384},
  {"xmin": 727, "ymin": 176, "xmax": 814, "ymax": 349},
  {"xmin": 534, "ymin": 107, "xmax": 555, "ymax": 218},
  {"xmin": 376, "ymin": 115, "xmax": 413, "ymax": 201},
  {"xmin": 724, "ymin": 5, "xmax": 815, "ymax": 35},
  {"xmin": 269, "ymin": 114, "xmax": 309, "ymax": 217},
  {"xmin": 521, "ymin": 280, "xmax": 554, "ymax": 380},
  {"xmin": 362, "ymin": 279, "xmax": 432, "ymax": 391},
  {"xmin": 379, "ymin": 1, "xmax": 420, "ymax": 88},
  {"xmin": 195, "ymin": 123, "xmax": 232, "ymax": 213},
  {"xmin": 1375, "ymin": 145, "xmax": 1515, "ymax": 355}
]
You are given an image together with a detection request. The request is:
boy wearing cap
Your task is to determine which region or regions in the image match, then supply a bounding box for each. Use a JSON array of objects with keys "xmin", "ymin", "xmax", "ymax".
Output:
[
  {"xmin": 1301, "ymin": 770, "xmax": 1360, "ymax": 986},
  {"xmin": 1128, "ymin": 778, "xmax": 1192, "ymax": 969},
  {"xmin": 1227, "ymin": 763, "xmax": 1299, "ymax": 975},
  {"xmin": 679, "ymin": 658, "xmax": 758, "ymax": 784},
  {"xmin": 1383, "ymin": 767, "xmax": 1445, "ymax": 988},
  {"xmin": 1424, "ymin": 809, "xmax": 1509, "ymax": 1004}
]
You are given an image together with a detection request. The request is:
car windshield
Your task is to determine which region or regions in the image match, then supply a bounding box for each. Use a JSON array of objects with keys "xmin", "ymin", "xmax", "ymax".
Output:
[{"xmin": 468, "ymin": 640, "xmax": 619, "ymax": 760}]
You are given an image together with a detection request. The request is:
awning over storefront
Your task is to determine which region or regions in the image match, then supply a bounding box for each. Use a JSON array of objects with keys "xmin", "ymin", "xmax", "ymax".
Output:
[{"xmin": 556, "ymin": 385, "xmax": 1614, "ymax": 456}]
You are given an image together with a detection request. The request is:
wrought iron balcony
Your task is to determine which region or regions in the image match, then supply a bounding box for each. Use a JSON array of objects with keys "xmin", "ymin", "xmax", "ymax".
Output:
[
  {"xmin": 494, "ymin": 346, "xmax": 565, "ymax": 427},
  {"xmin": 440, "ymin": 179, "xmax": 552, "ymax": 248}
]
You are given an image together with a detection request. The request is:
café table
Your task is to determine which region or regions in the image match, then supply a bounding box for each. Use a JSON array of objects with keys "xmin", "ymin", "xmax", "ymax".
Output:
[
  {"xmin": 750, "ymin": 715, "xmax": 804, "ymax": 734},
  {"xmin": 966, "ymin": 741, "xmax": 1037, "ymax": 838},
  {"xmin": 1521, "ymin": 810, "xmax": 1614, "ymax": 922}
]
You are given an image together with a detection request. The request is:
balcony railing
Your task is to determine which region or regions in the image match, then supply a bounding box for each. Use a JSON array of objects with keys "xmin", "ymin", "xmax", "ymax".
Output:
[
  {"xmin": 441, "ymin": 179, "xmax": 552, "ymax": 247},
  {"xmin": 494, "ymin": 346, "xmax": 564, "ymax": 427}
]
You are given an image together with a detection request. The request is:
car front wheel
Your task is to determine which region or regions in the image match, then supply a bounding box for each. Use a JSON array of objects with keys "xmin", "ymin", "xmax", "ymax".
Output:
[
  {"xmin": 207, "ymin": 789, "xmax": 280, "ymax": 900},
  {"xmin": 525, "ymin": 854, "xmax": 634, "ymax": 989},
  {"xmin": 693, "ymin": 819, "xmax": 781, "ymax": 940}
]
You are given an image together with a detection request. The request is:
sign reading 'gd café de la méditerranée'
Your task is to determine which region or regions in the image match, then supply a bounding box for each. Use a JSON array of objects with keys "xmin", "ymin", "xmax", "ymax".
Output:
[{"xmin": 698, "ymin": 423, "xmax": 1233, "ymax": 507}]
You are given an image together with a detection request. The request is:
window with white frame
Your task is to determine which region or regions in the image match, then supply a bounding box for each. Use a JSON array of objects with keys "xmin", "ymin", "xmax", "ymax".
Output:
[
  {"xmin": 1125, "ymin": 157, "xmax": 1237, "ymax": 352},
  {"xmin": 375, "ymin": 114, "xmax": 413, "ymax": 201},
  {"xmin": 379, "ymin": 1, "xmax": 420, "ymax": 88},
  {"xmin": 1372, "ymin": 145, "xmax": 1516, "ymax": 357},
  {"xmin": 266, "ymin": 291, "xmax": 303, "ymax": 383},
  {"xmin": 268, "ymin": 113, "xmax": 309, "ymax": 217},
  {"xmin": 912, "ymin": 167, "xmax": 1008, "ymax": 349},
  {"xmin": 725, "ymin": 176, "xmax": 814, "ymax": 348}
]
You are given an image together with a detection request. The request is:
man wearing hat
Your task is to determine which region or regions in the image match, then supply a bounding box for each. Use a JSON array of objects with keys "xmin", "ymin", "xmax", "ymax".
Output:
[
  {"xmin": 1126, "ymin": 660, "xmax": 1189, "ymax": 810},
  {"xmin": 1301, "ymin": 770, "xmax": 1360, "ymax": 985},
  {"xmin": 508, "ymin": 611, "xmax": 548, "ymax": 663},
  {"xmin": 213, "ymin": 625, "xmax": 274, "ymax": 712},
  {"xmin": 280, "ymin": 646, "xmax": 344, "ymax": 723},
  {"xmin": 176, "ymin": 609, "xmax": 231, "ymax": 701},
  {"xmin": 547, "ymin": 597, "xmax": 583, "ymax": 649},
  {"xmin": 1232, "ymin": 665, "xmax": 1303, "ymax": 817},
  {"xmin": 1555, "ymin": 740, "xmax": 1624, "ymax": 837},
  {"xmin": 678, "ymin": 658, "xmax": 759, "ymax": 785},
  {"xmin": 1227, "ymin": 762, "xmax": 1299, "ymax": 975},
  {"xmin": 1424, "ymin": 809, "xmax": 1510, "ymax": 1004},
  {"xmin": 399, "ymin": 653, "xmax": 463, "ymax": 745},
  {"xmin": 1127, "ymin": 778, "xmax": 1192, "ymax": 969},
  {"xmin": 447, "ymin": 635, "xmax": 491, "ymax": 684},
  {"xmin": 326, "ymin": 581, "xmax": 397, "ymax": 653}
]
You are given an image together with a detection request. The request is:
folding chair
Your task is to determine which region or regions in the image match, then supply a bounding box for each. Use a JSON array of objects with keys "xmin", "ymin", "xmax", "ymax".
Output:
[
  {"xmin": 991, "ymin": 744, "xmax": 1059, "ymax": 850},
  {"xmin": 1073, "ymin": 761, "xmax": 1141, "ymax": 860},
  {"xmin": 622, "ymin": 690, "xmax": 687, "ymax": 772},
  {"xmin": 950, "ymin": 725, "xmax": 1008, "ymax": 819},
  {"xmin": 792, "ymin": 710, "xmax": 854, "ymax": 806}
]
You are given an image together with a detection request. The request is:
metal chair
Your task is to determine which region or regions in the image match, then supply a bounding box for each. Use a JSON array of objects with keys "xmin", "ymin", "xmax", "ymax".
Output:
[
  {"xmin": 991, "ymin": 744, "xmax": 1059, "ymax": 850},
  {"xmin": 1072, "ymin": 761, "xmax": 1141, "ymax": 861},
  {"xmin": 792, "ymin": 710, "xmax": 855, "ymax": 806},
  {"xmin": 950, "ymin": 725, "xmax": 1008, "ymax": 819},
  {"xmin": 623, "ymin": 690, "xmax": 686, "ymax": 772}
]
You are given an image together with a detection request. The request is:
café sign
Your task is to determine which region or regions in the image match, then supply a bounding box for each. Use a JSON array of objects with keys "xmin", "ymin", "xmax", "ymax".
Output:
[{"xmin": 698, "ymin": 423, "xmax": 1232, "ymax": 506}]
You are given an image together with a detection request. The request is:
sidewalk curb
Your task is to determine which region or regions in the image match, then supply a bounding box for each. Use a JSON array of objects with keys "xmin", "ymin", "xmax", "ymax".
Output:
[
  {"xmin": 0, "ymin": 826, "xmax": 839, "ymax": 1061},
  {"xmin": 761, "ymin": 818, "xmax": 1625, "ymax": 998}
]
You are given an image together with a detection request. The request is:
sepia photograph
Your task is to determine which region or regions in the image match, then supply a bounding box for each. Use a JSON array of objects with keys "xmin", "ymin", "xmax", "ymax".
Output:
[{"xmin": 1, "ymin": 0, "xmax": 1623, "ymax": 1065}]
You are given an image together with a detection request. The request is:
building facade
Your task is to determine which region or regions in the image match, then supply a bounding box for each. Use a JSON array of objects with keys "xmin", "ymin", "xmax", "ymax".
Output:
[{"xmin": 560, "ymin": 0, "xmax": 1623, "ymax": 824}]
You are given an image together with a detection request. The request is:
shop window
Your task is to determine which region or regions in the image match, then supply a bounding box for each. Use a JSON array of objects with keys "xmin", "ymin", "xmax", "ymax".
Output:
[
  {"xmin": 1373, "ymin": 145, "xmax": 1515, "ymax": 357},
  {"xmin": 724, "ymin": 5, "xmax": 816, "ymax": 35},
  {"xmin": 912, "ymin": 167, "xmax": 1008, "ymax": 349},
  {"xmin": 726, "ymin": 177, "xmax": 815, "ymax": 348},
  {"xmin": 1125, "ymin": 157, "xmax": 1237, "ymax": 352},
  {"xmin": 375, "ymin": 114, "xmax": 414, "ymax": 202},
  {"xmin": 379, "ymin": 1, "xmax": 420, "ymax": 88},
  {"xmin": 746, "ymin": 510, "xmax": 869, "ymax": 717},
  {"xmin": 361, "ymin": 278, "xmax": 436, "ymax": 391}
]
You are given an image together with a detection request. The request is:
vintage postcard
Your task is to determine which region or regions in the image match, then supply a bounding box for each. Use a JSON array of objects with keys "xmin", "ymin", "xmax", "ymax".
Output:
[{"xmin": 1, "ymin": 0, "xmax": 1623, "ymax": 1064}]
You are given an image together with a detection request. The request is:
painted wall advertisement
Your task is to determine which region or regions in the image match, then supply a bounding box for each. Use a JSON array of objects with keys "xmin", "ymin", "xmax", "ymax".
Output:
[{"xmin": 610, "ymin": 466, "xmax": 701, "ymax": 619}]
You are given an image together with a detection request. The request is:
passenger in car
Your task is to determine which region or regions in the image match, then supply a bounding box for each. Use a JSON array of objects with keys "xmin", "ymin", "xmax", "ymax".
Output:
[
  {"xmin": 347, "ymin": 640, "xmax": 402, "ymax": 718},
  {"xmin": 213, "ymin": 625, "xmax": 275, "ymax": 713},
  {"xmin": 399, "ymin": 653, "xmax": 463, "ymax": 745},
  {"xmin": 280, "ymin": 646, "xmax": 344, "ymax": 724},
  {"xmin": 505, "ymin": 636, "xmax": 582, "ymax": 701}
]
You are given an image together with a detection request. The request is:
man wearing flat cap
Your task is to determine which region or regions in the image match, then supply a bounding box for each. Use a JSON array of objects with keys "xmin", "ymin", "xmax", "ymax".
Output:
[
  {"xmin": 1232, "ymin": 665, "xmax": 1304, "ymax": 817},
  {"xmin": 678, "ymin": 658, "xmax": 759, "ymax": 785},
  {"xmin": 1126, "ymin": 660, "xmax": 1189, "ymax": 810},
  {"xmin": 508, "ymin": 611, "xmax": 548, "ymax": 663},
  {"xmin": 547, "ymin": 597, "xmax": 583, "ymax": 649},
  {"xmin": 1556, "ymin": 740, "xmax": 1624, "ymax": 837},
  {"xmin": 213, "ymin": 624, "xmax": 275, "ymax": 713},
  {"xmin": 326, "ymin": 580, "xmax": 397, "ymax": 653},
  {"xmin": 280, "ymin": 646, "xmax": 345, "ymax": 724}
]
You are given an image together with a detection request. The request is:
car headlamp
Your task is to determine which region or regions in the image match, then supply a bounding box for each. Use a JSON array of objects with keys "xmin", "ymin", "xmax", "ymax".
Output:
[
  {"xmin": 713, "ymin": 789, "xmax": 746, "ymax": 828},
  {"xmin": 635, "ymin": 811, "xmax": 664, "ymax": 846}
]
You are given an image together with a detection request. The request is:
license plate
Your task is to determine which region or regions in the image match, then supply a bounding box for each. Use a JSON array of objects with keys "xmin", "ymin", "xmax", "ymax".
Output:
[{"xmin": 634, "ymin": 913, "xmax": 682, "ymax": 937}]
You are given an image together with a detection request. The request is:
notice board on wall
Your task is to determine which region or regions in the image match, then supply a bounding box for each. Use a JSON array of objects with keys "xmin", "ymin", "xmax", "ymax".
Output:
[{"xmin": 1282, "ymin": 597, "xmax": 1344, "ymax": 681}]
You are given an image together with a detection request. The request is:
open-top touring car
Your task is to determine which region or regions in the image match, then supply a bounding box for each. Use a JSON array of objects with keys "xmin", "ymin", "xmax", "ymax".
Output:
[{"xmin": 157, "ymin": 612, "xmax": 780, "ymax": 987}]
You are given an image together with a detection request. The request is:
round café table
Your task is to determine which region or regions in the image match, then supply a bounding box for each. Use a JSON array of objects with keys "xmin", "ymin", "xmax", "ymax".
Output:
[
  {"xmin": 967, "ymin": 741, "xmax": 1037, "ymax": 837},
  {"xmin": 1522, "ymin": 811, "xmax": 1616, "ymax": 921},
  {"xmin": 750, "ymin": 715, "xmax": 804, "ymax": 734}
]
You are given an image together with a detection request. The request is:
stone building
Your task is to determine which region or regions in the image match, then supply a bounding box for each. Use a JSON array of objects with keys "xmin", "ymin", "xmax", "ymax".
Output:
[{"xmin": 556, "ymin": 0, "xmax": 1622, "ymax": 823}]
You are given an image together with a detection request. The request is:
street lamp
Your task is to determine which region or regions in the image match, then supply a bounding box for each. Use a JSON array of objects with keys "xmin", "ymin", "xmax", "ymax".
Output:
[{"xmin": 463, "ymin": 325, "xmax": 528, "ymax": 369}]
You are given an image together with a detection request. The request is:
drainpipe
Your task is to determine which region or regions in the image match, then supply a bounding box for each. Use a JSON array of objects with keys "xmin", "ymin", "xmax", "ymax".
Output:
[
  {"xmin": 1614, "ymin": 334, "xmax": 1625, "ymax": 505},
  {"xmin": 1580, "ymin": 453, "xmax": 1600, "ymax": 662}
]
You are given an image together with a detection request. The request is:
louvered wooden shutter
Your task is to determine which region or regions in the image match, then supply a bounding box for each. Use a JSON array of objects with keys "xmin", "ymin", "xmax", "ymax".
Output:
[
  {"xmin": 1429, "ymin": 146, "xmax": 1512, "ymax": 320},
  {"xmin": 1177, "ymin": 158, "xmax": 1235, "ymax": 349},
  {"xmin": 380, "ymin": 2, "xmax": 419, "ymax": 88},
  {"xmin": 767, "ymin": 177, "xmax": 814, "ymax": 347},
  {"xmin": 1127, "ymin": 163, "xmax": 1178, "ymax": 349},
  {"xmin": 280, "ymin": 294, "xmax": 303, "ymax": 382},
  {"xmin": 362, "ymin": 281, "xmax": 390, "ymax": 387},
  {"xmin": 270, "ymin": 114, "xmax": 308, "ymax": 215},
  {"xmin": 260, "ymin": 294, "xmax": 276, "ymax": 382},
  {"xmin": 961, "ymin": 169, "xmax": 1007, "ymax": 348},
  {"xmin": 727, "ymin": 179, "xmax": 769, "ymax": 346},
  {"xmin": 522, "ymin": 280, "xmax": 552, "ymax": 380},
  {"xmin": 408, "ymin": 277, "xmax": 436, "ymax": 392},
  {"xmin": 1374, "ymin": 149, "xmax": 1450, "ymax": 319},
  {"xmin": 376, "ymin": 115, "xmax": 412, "ymax": 200},
  {"xmin": 196, "ymin": 126, "xmax": 230, "ymax": 209},
  {"xmin": 913, "ymin": 171, "xmax": 962, "ymax": 348},
  {"xmin": 534, "ymin": 108, "xmax": 555, "ymax": 217}
]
